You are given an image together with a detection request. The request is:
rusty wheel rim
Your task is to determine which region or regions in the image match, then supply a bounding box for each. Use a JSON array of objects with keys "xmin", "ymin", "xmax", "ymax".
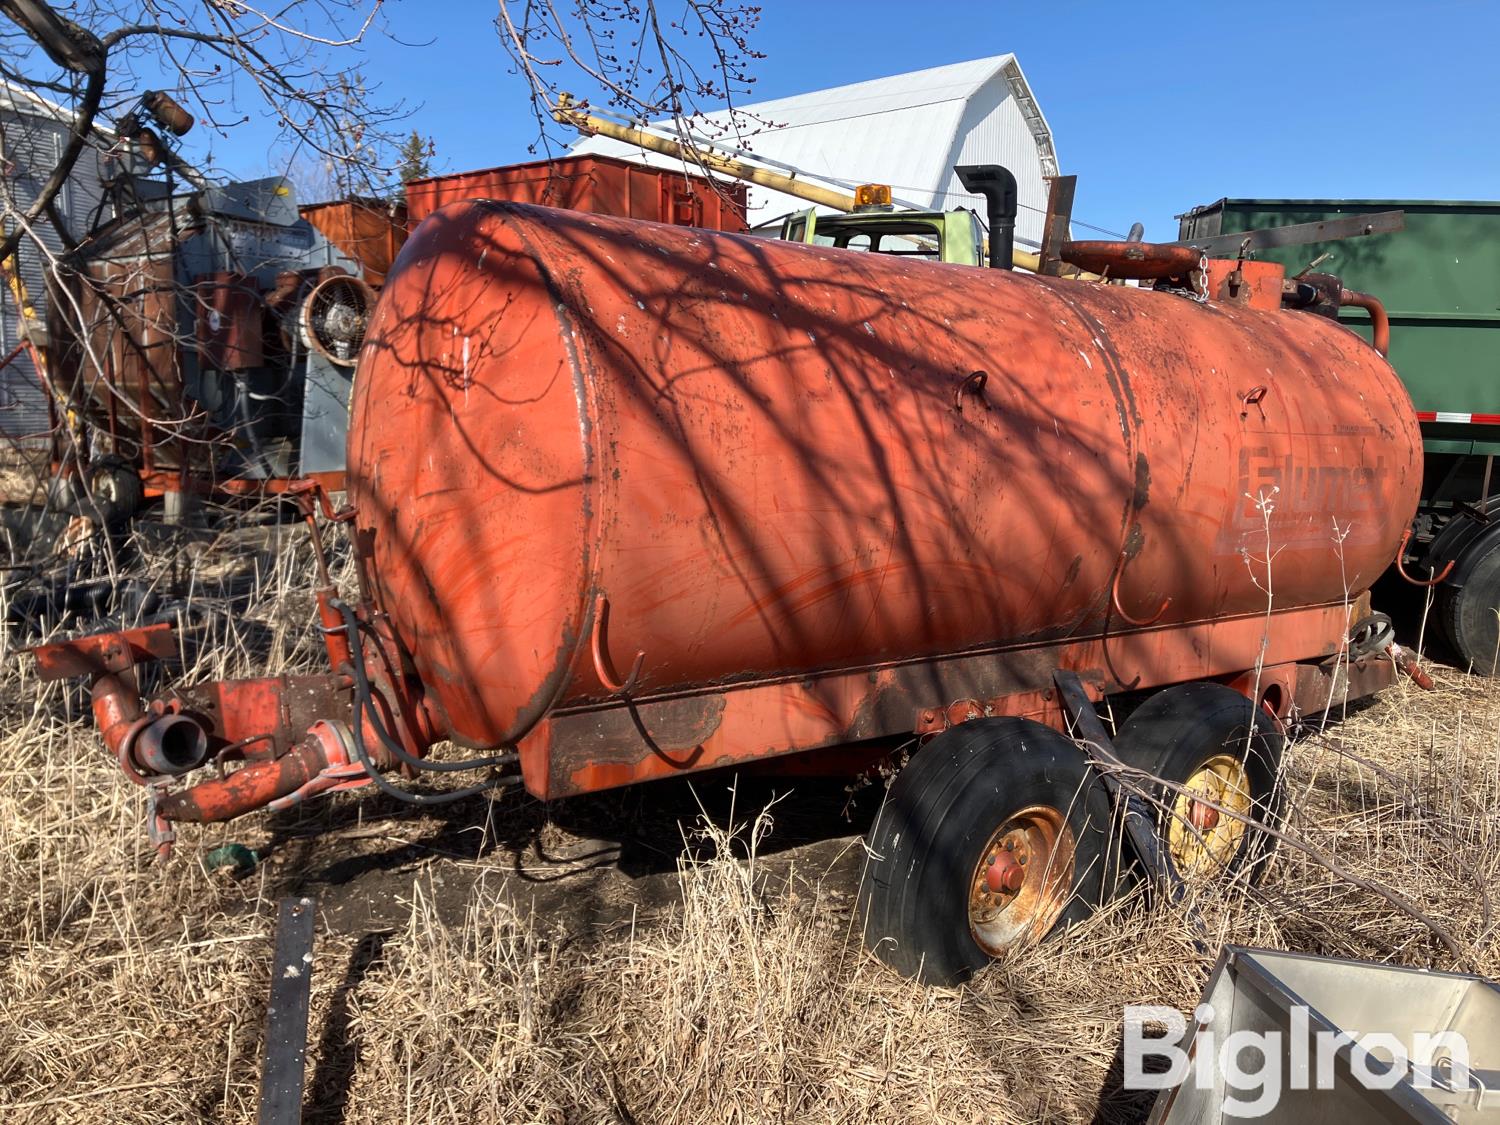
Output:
[
  {"xmin": 1167, "ymin": 752, "xmax": 1252, "ymax": 880},
  {"xmin": 968, "ymin": 804, "xmax": 1076, "ymax": 957}
]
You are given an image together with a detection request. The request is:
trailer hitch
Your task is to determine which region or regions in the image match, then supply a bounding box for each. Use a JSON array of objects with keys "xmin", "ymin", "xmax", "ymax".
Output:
[
  {"xmin": 30, "ymin": 622, "xmax": 186, "ymax": 776},
  {"xmin": 28, "ymin": 621, "xmax": 441, "ymax": 854},
  {"xmin": 24, "ymin": 480, "xmax": 523, "ymax": 856},
  {"xmin": 31, "ymin": 620, "xmax": 364, "ymax": 853},
  {"xmin": 23, "ymin": 486, "xmax": 431, "ymax": 853}
]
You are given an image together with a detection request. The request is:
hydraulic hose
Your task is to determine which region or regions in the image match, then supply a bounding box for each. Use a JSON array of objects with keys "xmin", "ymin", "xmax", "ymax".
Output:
[
  {"xmin": 334, "ymin": 599, "xmax": 520, "ymax": 805},
  {"xmin": 333, "ymin": 598, "xmax": 515, "ymax": 773}
]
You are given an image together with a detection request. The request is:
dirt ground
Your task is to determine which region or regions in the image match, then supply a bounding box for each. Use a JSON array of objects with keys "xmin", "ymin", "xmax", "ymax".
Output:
[{"xmin": 259, "ymin": 772, "xmax": 872, "ymax": 939}]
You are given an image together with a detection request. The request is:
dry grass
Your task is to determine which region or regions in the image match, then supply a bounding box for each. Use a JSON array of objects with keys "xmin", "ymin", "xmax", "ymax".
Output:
[{"xmin": 1, "ymin": 533, "xmax": 1498, "ymax": 1123}]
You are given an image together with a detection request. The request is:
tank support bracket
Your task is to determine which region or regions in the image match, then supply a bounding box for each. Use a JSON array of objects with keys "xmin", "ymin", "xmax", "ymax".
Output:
[{"xmin": 1052, "ymin": 669, "xmax": 1201, "ymax": 939}]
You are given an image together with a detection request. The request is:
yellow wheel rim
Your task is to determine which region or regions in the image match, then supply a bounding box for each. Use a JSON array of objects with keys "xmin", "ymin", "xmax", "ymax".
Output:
[{"xmin": 1166, "ymin": 753, "xmax": 1253, "ymax": 880}]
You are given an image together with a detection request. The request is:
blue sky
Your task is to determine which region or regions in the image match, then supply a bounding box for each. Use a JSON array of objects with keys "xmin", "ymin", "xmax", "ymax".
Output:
[{"xmin": 210, "ymin": 0, "xmax": 1498, "ymax": 240}]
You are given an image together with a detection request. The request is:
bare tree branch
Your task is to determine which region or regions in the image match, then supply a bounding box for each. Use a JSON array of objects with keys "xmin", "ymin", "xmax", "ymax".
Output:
[{"xmin": 495, "ymin": 0, "xmax": 766, "ymax": 156}]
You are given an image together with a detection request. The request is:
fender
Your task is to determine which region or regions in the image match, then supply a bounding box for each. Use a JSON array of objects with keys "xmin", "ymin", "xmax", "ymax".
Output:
[{"xmin": 1424, "ymin": 499, "xmax": 1500, "ymax": 589}]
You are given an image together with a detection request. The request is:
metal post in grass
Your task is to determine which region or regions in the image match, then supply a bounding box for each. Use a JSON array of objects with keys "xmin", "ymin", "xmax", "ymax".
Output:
[{"xmin": 259, "ymin": 895, "xmax": 317, "ymax": 1125}]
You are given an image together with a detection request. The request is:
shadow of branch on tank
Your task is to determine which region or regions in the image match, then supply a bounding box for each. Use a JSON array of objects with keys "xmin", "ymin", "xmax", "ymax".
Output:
[
  {"xmin": 358, "ymin": 199, "xmax": 1407, "ymax": 719},
  {"xmin": 345, "ymin": 202, "xmax": 1163, "ymax": 787}
]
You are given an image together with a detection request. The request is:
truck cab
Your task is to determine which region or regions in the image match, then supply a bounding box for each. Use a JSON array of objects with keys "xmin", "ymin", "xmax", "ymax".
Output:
[{"xmin": 774, "ymin": 185, "xmax": 984, "ymax": 266}]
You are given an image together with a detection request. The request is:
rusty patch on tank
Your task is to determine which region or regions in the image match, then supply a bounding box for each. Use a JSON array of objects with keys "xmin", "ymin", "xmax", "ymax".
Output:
[
  {"xmin": 1133, "ymin": 453, "xmax": 1151, "ymax": 511},
  {"xmin": 568, "ymin": 692, "xmax": 726, "ymax": 757}
]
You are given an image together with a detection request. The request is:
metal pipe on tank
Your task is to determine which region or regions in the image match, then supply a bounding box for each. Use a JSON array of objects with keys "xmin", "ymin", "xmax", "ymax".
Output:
[
  {"xmin": 1340, "ymin": 288, "xmax": 1391, "ymax": 356},
  {"xmin": 133, "ymin": 714, "xmax": 210, "ymax": 775},
  {"xmin": 955, "ymin": 164, "xmax": 1017, "ymax": 269}
]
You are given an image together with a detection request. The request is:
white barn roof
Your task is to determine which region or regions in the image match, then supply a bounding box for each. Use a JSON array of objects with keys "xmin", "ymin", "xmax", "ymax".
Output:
[{"xmin": 571, "ymin": 54, "xmax": 1059, "ymax": 247}]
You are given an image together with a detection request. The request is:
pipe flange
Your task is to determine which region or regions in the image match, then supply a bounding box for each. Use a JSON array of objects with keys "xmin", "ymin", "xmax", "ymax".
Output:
[{"xmin": 1348, "ymin": 612, "xmax": 1396, "ymax": 658}]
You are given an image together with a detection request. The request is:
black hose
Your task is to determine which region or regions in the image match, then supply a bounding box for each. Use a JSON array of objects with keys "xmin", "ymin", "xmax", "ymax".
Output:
[
  {"xmin": 334, "ymin": 599, "xmax": 520, "ymax": 805},
  {"xmin": 347, "ymin": 707, "xmax": 518, "ymax": 807},
  {"xmin": 334, "ymin": 599, "xmax": 516, "ymax": 773}
]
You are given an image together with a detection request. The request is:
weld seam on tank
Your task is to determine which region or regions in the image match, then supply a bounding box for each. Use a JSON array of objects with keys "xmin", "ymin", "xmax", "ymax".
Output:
[{"xmin": 490, "ymin": 212, "xmax": 600, "ymax": 745}]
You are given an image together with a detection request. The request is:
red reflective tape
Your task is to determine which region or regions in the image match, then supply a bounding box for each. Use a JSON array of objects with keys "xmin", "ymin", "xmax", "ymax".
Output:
[{"xmin": 1415, "ymin": 411, "xmax": 1500, "ymax": 425}]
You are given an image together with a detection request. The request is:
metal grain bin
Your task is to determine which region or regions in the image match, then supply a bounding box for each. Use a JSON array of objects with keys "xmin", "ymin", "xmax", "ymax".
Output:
[{"xmin": 0, "ymin": 82, "xmax": 112, "ymax": 448}]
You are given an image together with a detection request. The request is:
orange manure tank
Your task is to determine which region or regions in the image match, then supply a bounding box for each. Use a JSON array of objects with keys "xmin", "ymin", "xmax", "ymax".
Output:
[{"xmin": 347, "ymin": 201, "xmax": 1421, "ymax": 798}]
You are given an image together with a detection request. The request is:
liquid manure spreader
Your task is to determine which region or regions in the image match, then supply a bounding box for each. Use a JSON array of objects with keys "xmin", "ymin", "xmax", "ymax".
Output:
[{"xmin": 31, "ymin": 169, "xmax": 1431, "ymax": 985}]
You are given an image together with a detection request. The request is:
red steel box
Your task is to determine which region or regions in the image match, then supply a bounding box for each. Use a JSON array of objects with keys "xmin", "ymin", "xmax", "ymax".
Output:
[{"xmin": 404, "ymin": 153, "xmax": 747, "ymax": 231}]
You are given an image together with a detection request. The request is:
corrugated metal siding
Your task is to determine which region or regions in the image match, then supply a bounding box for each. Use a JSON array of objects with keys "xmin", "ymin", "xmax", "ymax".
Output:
[
  {"xmin": 732, "ymin": 100, "xmax": 969, "ymax": 224},
  {"xmin": 63, "ymin": 138, "xmax": 109, "ymax": 246},
  {"xmin": 1, "ymin": 110, "xmax": 62, "ymax": 444},
  {"xmin": 0, "ymin": 105, "xmax": 109, "ymax": 446},
  {"xmin": 939, "ymin": 79, "xmax": 1050, "ymax": 249}
]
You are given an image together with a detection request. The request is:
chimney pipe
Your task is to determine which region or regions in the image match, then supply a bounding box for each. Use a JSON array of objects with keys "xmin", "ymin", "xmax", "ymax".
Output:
[{"xmin": 955, "ymin": 164, "xmax": 1018, "ymax": 270}]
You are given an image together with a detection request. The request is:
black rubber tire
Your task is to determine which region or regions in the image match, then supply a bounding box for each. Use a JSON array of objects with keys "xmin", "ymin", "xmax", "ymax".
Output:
[
  {"xmin": 1439, "ymin": 535, "xmax": 1500, "ymax": 675},
  {"xmin": 1113, "ymin": 682, "xmax": 1284, "ymax": 885},
  {"xmin": 84, "ymin": 456, "xmax": 144, "ymax": 527},
  {"xmin": 858, "ymin": 717, "xmax": 1117, "ymax": 986}
]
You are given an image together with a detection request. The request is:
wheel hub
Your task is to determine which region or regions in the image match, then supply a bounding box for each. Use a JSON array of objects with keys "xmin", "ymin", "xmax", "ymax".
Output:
[
  {"xmin": 985, "ymin": 848, "xmax": 1025, "ymax": 894},
  {"xmin": 1168, "ymin": 753, "xmax": 1252, "ymax": 880},
  {"xmin": 968, "ymin": 805, "xmax": 1075, "ymax": 956},
  {"xmin": 1188, "ymin": 799, "xmax": 1219, "ymax": 832}
]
